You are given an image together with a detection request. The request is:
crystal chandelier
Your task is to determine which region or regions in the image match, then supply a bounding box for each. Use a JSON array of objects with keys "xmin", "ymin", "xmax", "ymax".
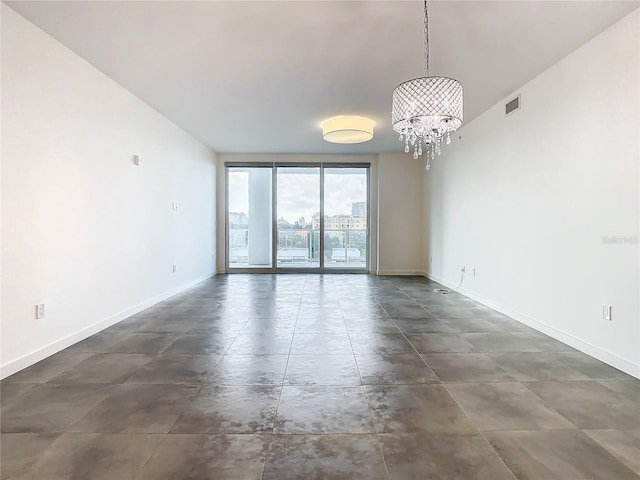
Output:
[{"xmin": 392, "ymin": 0, "xmax": 463, "ymax": 170}]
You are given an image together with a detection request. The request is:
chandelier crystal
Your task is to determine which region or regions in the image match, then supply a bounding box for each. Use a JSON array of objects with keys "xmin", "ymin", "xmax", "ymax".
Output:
[{"xmin": 392, "ymin": 0, "xmax": 463, "ymax": 169}]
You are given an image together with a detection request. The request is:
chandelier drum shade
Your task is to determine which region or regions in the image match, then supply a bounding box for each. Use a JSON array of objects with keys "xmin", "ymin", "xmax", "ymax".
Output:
[{"xmin": 392, "ymin": 0, "xmax": 463, "ymax": 169}]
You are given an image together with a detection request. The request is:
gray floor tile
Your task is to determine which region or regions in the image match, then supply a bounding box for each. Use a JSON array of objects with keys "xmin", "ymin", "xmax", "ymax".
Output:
[
  {"xmin": 290, "ymin": 333, "xmax": 353, "ymax": 354},
  {"xmin": 380, "ymin": 433, "xmax": 516, "ymax": 480},
  {"xmin": 226, "ymin": 333, "xmax": 293, "ymax": 354},
  {"xmin": 171, "ymin": 385, "xmax": 281, "ymax": 433},
  {"xmin": 486, "ymin": 430, "xmax": 640, "ymax": 480},
  {"xmin": 365, "ymin": 384, "xmax": 477, "ymax": 434},
  {"xmin": 134, "ymin": 316, "xmax": 201, "ymax": 333},
  {"xmin": 584, "ymin": 428, "xmax": 640, "ymax": 475},
  {"xmin": 462, "ymin": 333, "xmax": 542, "ymax": 352},
  {"xmin": 106, "ymin": 333, "xmax": 180, "ymax": 354},
  {"xmin": 9, "ymin": 433, "xmax": 163, "ymax": 480},
  {"xmin": 384, "ymin": 304, "xmax": 433, "ymax": 319},
  {"xmin": 344, "ymin": 317, "xmax": 399, "ymax": 333},
  {"xmin": 556, "ymin": 351, "xmax": 635, "ymax": 379},
  {"xmin": 275, "ymin": 386, "xmax": 373, "ymax": 434},
  {"xmin": 126, "ymin": 354, "xmax": 220, "ymax": 384},
  {"xmin": 1, "ymin": 384, "xmax": 114, "ymax": 433},
  {"xmin": 598, "ymin": 378, "xmax": 640, "ymax": 402},
  {"xmin": 0, "ymin": 433, "xmax": 60, "ymax": 480},
  {"xmin": 47, "ymin": 353, "xmax": 154, "ymax": 384},
  {"xmin": 242, "ymin": 317, "xmax": 297, "ymax": 333},
  {"xmin": 208, "ymin": 354, "xmax": 288, "ymax": 385},
  {"xmin": 423, "ymin": 353, "xmax": 516, "ymax": 383},
  {"xmin": 264, "ymin": 434, "xmax": 388, "ymax": 480},
  {"xmin": 68, "ymin": 384, "xmax": 199, "ymax": 433},
  {"xmin": 2, "ymin": 353, "xmax": 91, "ymax": 384},
  {"xmin": 437, "ymin": 317, "xmax": 500, "ymax": 333},
  {"xmin": 486, "ymin": 352, "xmax": 590, "ymax": 381},
  {"xmin": 0, "ymin": 383, "xmax": 37, "ymax": 410},
  {"xmin": 524, "ymin": 380, "xmax": 640, "ymax": 429},
  {"xmin": 138, "ymin": 434, "xmax": 269, "ymax": 480},
  {"xmin": 392, "ymin": 317, "xmax": 451, "ymax": 333},
  {"xmin": 349, "ymin": 333, "xmax": 415, "ymax": 355},
  {"xmin": 356, "ymin": 354, "xmax": 439, "ymax": 385},
  {"xmin": 294, "ymin": 318, "xmax": 348, "ymax": 334},
  {"xmin": 188, "ymin": 317, "xmax": 248, "ymax": 333},
  {"xmin": 284, "ymin": 354, "xmax": 360, "ymax": 385},
  {"xmin": 405, "ymin": 333, "xmax": 477, "ymax": 353},
  {"xmin": 63, "ymin": 331, "xmax": 127, "ymax": 353},
  {"xmin": 446, "ymin": 382, "xmax": 575, "ymax": 431},
  {"xmin": 427, "ymin": 306, "xmax": 490, "ymax": 319},
  {"xmin": 162, "ymin": 333, "xmax": 236, "ymax": 355}
]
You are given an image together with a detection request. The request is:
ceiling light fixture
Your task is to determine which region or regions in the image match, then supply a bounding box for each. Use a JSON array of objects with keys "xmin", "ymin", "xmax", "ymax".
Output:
[
  {"xmin": 322, "ymin": 116, "xmax": 374, "ymax": 144},
  {"xmin": 392, "ymin": 0, "xmax": 463, "ymax": 170}
]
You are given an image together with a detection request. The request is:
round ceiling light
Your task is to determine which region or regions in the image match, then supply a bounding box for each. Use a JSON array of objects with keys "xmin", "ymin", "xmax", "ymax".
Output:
[{"xmin": 322, "ymin": 116, "xmax": 375, "ymax": 144}]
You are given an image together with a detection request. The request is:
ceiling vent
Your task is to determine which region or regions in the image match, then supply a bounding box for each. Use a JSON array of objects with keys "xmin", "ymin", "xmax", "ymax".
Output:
[{"xmin": 505, "ymin": 95, "xmax": 521, "ymax": 116}]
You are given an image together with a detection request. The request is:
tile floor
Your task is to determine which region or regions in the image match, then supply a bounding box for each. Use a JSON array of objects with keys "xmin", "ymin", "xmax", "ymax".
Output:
[{"xmin": 2, "ymin": 275, "xmax": 639, "ymax": 479}]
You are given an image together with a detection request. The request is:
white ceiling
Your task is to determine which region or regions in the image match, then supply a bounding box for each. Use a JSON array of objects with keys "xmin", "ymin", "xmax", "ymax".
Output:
[{"xmin": 5, "ymin": 0, "xmax": 638, "ymax": 155}]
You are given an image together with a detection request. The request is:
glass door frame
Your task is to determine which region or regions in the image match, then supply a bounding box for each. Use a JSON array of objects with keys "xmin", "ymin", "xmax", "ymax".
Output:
[{"xmin": 225, "ymin": 161, "xmax": 370, "ymax": 273}]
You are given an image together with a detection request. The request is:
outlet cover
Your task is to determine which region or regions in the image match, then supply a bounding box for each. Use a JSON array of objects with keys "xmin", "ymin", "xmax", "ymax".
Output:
[
  {"xmin": 602, "ymin": 305, "xmax": 612, "ymax": 321},
  {"xmin": 36, "ymin": 304, "xmax": 45, "ymax": 319}
]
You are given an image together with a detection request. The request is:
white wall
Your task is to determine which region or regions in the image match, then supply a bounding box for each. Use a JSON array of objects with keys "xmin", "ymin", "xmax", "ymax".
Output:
[
  {"xmin": 424, "ymin": 10, "xmax": 639, "ymax": 377},
  {"xmin": 1, "ymin": 5, "xmax": 217, "ymax": 377},
  {"xmin": 378, "ymin": 153, "xmax": 425, "ymax": 275}
]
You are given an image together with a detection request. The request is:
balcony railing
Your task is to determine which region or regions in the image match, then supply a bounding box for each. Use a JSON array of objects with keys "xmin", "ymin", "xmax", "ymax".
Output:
[{"xmin": 228, "ymin": 227, "xmax": 367, "ymax": 268}]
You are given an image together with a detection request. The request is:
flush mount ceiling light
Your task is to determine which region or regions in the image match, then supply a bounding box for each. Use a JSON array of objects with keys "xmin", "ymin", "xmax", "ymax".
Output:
[
  {"xmin": 392, "ymin": 0, "xmax": 463, "ymax": 170},
  {"xmin": 322, "ymin": 116, "xmax": 375, "ymax": 144}
]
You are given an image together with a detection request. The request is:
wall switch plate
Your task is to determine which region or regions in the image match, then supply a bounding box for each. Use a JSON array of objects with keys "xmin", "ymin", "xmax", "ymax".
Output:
[
  {"xmin": 602, "ymin": 305, "xmax": 612, "ymax": 321},
  {"xmin": 133, "ymin": 155, "xmax": 140, "ymax": 166},
  {"xmin": 172, "ymin": 265, "xmax": 177, "ymax": 273},
  {"xmin": 473, "ymin": 268, "xmax": 476, "ymax": 277},
  {"xmin": 36, "ymin": 304, "xmax": 45, "ymax": 319},
  {"xmin": 172, "ymin": 202, "xmax": 179, "ymax": 212}
]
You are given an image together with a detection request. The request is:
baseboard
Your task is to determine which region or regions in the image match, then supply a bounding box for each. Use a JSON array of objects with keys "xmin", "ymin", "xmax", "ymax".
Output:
[
  {"xmin": 377, "ymin": 270, "xmax": 426, "ymax": 276},
  {"xmin": 0, "ymin": 272, "xmax": 216, "ymax": 379},
  {"xmin": 424, "ymin": 272, "xmax": 640, "ymax": 379}
]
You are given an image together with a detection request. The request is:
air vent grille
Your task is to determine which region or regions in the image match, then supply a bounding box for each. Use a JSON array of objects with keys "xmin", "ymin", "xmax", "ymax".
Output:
[{"xmin": 505, "ymin": 95, "xmax": 520, "ymax": 115}]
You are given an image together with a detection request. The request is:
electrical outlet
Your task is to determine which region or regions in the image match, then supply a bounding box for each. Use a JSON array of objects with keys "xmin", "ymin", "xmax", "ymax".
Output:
[
  {"xmin": 602, "ymin": 305, "xmax": 612, "ymax": 321},
  {"xmin": 172, "ymin": 265, "xmax": 177, "ymax": 274},
  {"xmin": 35, "ymin": 304, "xmax": 45, "ymax": 319}
]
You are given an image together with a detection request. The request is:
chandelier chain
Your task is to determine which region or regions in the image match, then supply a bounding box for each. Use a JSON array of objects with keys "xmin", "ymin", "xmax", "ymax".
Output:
[
  {"xmin": 392, "ymin": 0, "xmax": 463, "ymax": 166},
  {"xmin": 424, "ymin": 0, "xmax": 429, "ymax": 77}
]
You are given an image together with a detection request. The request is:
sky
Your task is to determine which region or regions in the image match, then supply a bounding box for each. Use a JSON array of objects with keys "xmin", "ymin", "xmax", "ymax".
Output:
[{"xmin": 228, "ymin": 168, "xmax": 367, "ymax": 223}]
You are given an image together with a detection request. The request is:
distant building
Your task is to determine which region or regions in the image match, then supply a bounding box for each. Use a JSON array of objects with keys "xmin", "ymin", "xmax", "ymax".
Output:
[
  {"xmin": 229, "ymin": 212, "xmax": 248, "ymax": 227},
  {"xmin": 352, "ymin": 202, "xmax": 366, "ymax": 217},
  {"xmin": 311, "ymin": 212, "xmax": 366, "ymax": 231}
]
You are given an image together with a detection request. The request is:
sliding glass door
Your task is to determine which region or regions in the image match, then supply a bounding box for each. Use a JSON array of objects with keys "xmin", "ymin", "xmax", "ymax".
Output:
[
  {"xmin": 324, "ymin": 167, "xmax": 368, "ymax": 269},
  {"xmin": 276, "ymin": 166, "xmax": 321, "ymax": 268},
  {"xmin": 226, "ymin": 163, "xmax": 369, "ymax": 272},
  {"xmin": 227, "ymin": 166, "xmax": 272, "ymax": 269}
]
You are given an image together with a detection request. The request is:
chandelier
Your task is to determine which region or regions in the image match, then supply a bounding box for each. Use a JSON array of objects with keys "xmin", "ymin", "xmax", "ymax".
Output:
[{"xmin": 392, "ymin": 0, "xmax": 463, "ymax": 169}]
